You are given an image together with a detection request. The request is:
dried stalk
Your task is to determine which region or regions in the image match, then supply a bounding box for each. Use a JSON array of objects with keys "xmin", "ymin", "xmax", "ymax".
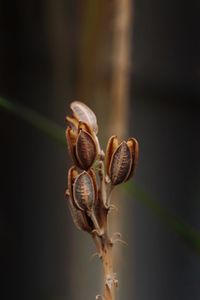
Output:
[
  {"xmin": 95, "ymin": 160, "xmax": 117, "ymax": 300},
  {"xmin": 100, "ymin": 233, "xmax": 116, "ymax": 300},
  {"xmin": 110, "ymin": 0, "xmax": 132, "ymax": 137},
  {"xmin": 108, "ymin": 2, "xmax": 133, "ymax": 298}
]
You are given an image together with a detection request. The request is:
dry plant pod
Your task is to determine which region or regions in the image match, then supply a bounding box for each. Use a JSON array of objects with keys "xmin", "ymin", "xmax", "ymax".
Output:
[
  {"xmin": 126, "ymin": 137, "xmax": 139, "ymax": 180},
  {"xmin": 105, "ymin": 136, "xmax": 139, "ymax": 185},
  {"xmin": 66, "ymin": 127, "xmax": 79, "ymax": 165},
  {"xmin": 73, "ymin": 171, "xmax": 95, "ymax": 211},
  {"xmin": 78, "ymin": 121, "xmax": 101, "ymax": 156},
  {"xmin": 76, "ymin": 130, "xmax": 97, "ymax": 170},
  {"xmin": 87, "ymin": 168, "xmax": 98, "ymax": 202},
  {"xmin": 72, "ymin": 170, "xmax": 103, "ymax": 235},
  {"xmin": 105, "ymin": 135, "xmax": 119, "ymax": 175},
  {"xmin": 87, "ymin": 169, "xmax": 105, "ymax": 231},
  {"xmin": 66, "ymin": 115, "xmax": 79, "ymax": 131},
  {"xmin": 70, "ymin": 101, "xmax": 98, "ymax": 134},
  {"xmin": 67, "ymin": 167, "xmax": 93, "ymax": 232},
  {"xmin": 110, "ymin": 141, "xmax": 132, "ymax": 185},
  {"xmin": 66, "ymin": 116, "xmax": 94, "ymax": 136},
  {"xmin": 66, "ymin": 191, "xmax": 93, "ymax": 232},
  {"xmin": 66, "ymin": 125, "xmax": 98, "ymax": 170}
]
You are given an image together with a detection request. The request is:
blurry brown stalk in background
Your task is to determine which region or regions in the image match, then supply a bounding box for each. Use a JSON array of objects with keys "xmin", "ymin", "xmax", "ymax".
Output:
[
  {"xmin": 46, "ymin": 0, "xmax": 133, "ymax": 298},
  {"xmin": 77, "ymin": 0, "xmax": 133, "ymax": 298}
]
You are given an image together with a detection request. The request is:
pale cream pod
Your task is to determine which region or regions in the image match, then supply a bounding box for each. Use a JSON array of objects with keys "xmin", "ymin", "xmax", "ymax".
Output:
[{"xmin": 70, "ymin": 101, "xmax": 98, "ymax": 134}]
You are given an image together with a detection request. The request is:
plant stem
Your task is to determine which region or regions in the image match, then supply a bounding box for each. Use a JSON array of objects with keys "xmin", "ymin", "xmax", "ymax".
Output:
[{"xmin": 100, "ymin": 233, "xmax": 117, "ymax": 300}]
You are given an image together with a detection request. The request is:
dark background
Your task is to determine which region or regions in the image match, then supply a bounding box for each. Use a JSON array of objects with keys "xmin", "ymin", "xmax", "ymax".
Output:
[{"xmin": 1, "ymin": 1, "xmax": 200, "ymax": 299}]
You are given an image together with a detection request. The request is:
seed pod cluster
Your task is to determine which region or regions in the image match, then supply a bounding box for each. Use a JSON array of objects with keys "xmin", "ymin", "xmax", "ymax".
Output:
[{"xmin": 65, "ymin": 101, "xmax": 139, "ymax": 235}]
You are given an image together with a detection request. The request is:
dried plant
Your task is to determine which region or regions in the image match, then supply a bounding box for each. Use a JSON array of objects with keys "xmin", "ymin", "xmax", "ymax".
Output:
[{"xmin": 65, "ymin": 101, "xmax": 138, "ymax": 300}]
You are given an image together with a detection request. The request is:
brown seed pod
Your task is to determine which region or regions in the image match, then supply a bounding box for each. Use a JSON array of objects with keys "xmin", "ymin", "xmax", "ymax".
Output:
[
  {"xmin": 65, "ymin": 127, "xmax": 79, "ymax": 165},
  {"xmin": 105, "ymin": 135, "xmax": 119, "ymax": 175},
  {"xmin": 126, "ymin": 138, "xmax": 139, "ymax": 180},
  {"xmin": 87, "ymin": 168, "xmax": 105, "ymax": 229},
  {"xmin": 67, "ymin": 167, "xmax": 93, "ymax": 232},
  {"xmin": 84, "ymin": 169, "xmax": 104, "ymax": 234},
  {"xmin": 87, "ymin": 168, "xmax": 98, "ymax": 202},
  {"xmin": 70, "ymin": 101, "xmax": 98, "ymax": 134},
  {"xmin": 109, "ymin": 141, "xmax": 132, "ymax": 185},
  {"xmin": 78, "ymin": 121, "xmax": 94, "ymax": 136},
  {"xmin": 76, "ymin": 129, "xmax": 97, "ymax": 170},
  {"xmin": 66, "ymin": 115, "xmax": 79, "ymax": 131},
  {"xmin": 105, "ymin": 135, "xmax": 139, "ymax": 185},
  {"xmin": 78, "ymin": 121, "xmax": 101, "ymax": 156},
  {"xmin": 68, "ymin": 166, "xmax": 79, "ymax": 195},
  {"xmin": 66, "ymin": 191, "xmax": 93, "ymax": 232},
  {"xmin": 66, "ymin": 125, "xmax": 98, "ymax": 170},
  {"xmin": 73, "ymin": 171, "xmax": 95, "ymax": 211}
]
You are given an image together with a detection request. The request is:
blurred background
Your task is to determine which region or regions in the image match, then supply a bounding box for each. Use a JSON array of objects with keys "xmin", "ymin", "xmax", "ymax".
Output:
[{"xmin": 1, "ymin": 0, "xmax": 200, "ymax": 299}]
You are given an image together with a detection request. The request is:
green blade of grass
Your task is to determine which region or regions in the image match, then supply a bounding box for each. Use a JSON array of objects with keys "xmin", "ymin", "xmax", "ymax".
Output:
[
  {"xmin": 124, "ymin": 181, "xmax": 200, "ymax": 255},
  {"xmin": 1, "ymin": 96, "xmax": 200, "ymax": 255},
  {"xmin": 0, "ymin": 96, "xmax": 65, "ymax": 145}
]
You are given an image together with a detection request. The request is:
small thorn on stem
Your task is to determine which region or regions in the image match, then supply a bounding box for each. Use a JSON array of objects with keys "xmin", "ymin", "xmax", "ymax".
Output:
[
  {"xmin": 105, "ymin": 275, "xmax": 113, "ymax": 289},
  {"xmin": 99, "ymin": 150, "xmax": 105, "ymax": 161},
  {"xmin": 90, "ymin": 252, "xmax": 102, "ymax": 261},
  {"xmin": 114, "ymin": 279, "xmax": 119, "ymax": 288},
  {"xmin": 105, "ymin": 175, "xmax": 111, "ymax": 185},
  {"xmin": 111, "ymin": 232, "xmax": 128, "ymax": 246},
  {"xmin": 96, "ymin": 294, "xmax": 105, "ymax": 300},
  {"xmin": 108, "ymin": 204, "xmax": 118, "ymax": 212},
  {"xmin": 105, "ymin": 272, "xmax": 118, "ymax": 291},
  {"xmin": 112, "ymin": 238, "xmax": 128, "ymax": 246},
  {"xmin": 92, "ymin": 228, "xmax": 104, "ymax": 237},
  {"xmin": 98, "ymin": 160, "xmax": 104, "ymax": 180},
  {"xmin": 65, "ymin": 189, "xmax": 70, "ymax": 197},
  {"xmin": 113, "ymin": 232, "xmax": 122, "ymax": 238}
]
